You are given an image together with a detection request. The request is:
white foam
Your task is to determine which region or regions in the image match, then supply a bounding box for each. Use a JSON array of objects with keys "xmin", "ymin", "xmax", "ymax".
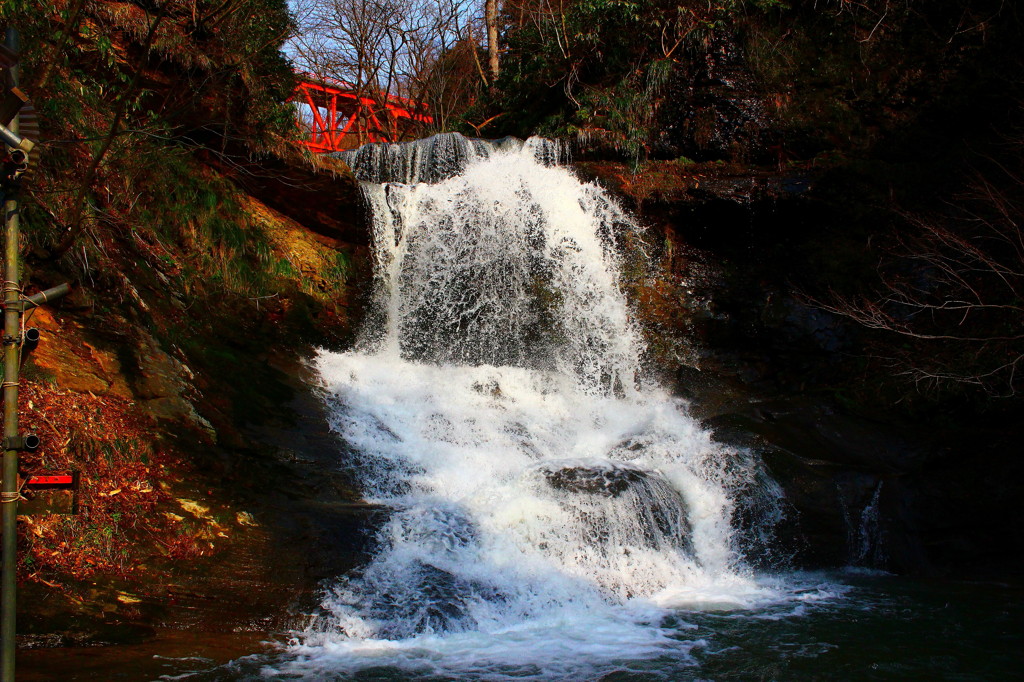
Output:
[{"xmin": 273, "ymin": 605, "xmax": 698, "ymax": 681}]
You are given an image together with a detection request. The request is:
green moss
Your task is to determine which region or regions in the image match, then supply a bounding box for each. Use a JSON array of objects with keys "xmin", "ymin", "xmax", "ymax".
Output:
[
  {"xmin": 323, "ymin": 252, "xmax": 351, "ymax": 290},
  {"xmin": 274, "ymin": 258, "xmax": 298, "ymax": 278},
  {"xmin": 18, "ymin": 361, "xmax": 58, "ymax": 388}
]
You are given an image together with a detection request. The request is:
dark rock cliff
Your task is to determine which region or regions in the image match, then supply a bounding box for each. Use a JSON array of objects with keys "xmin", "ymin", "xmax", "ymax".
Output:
[{"xmin": 577, "ymin": 157, "xmax": 1024, "ymax": 577}]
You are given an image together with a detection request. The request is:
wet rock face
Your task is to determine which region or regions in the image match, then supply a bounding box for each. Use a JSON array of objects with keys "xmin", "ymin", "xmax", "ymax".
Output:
[
  {"xmin": 540, "ymin": 463, "xmax": 649, "ymax": 497},
  {"xmin": 608, "ymin": 178, "xmax": 1024, "ymax": 578},
  {"xmin": 658, "ymin": 31, "xmax": 773, "ymax": 162},
  {"xmin": 704, "ymin": 403, "xmax": 925, "ymax": 570},
  {"xmin": 536, "ymin": 463, "xmax": 695, "ymax": 556},
  {"xmin": 700, "ymin": 394, "xmax": 1024, "ymax": 577},
  {"xmin": 359, "ymin": 560, "xmax": 506, "ymax": 639}
]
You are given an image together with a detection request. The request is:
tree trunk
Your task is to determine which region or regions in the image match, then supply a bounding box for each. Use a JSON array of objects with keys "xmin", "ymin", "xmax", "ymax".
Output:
[
  {"xmin": 485, "ymin": 0, "xmax": 499, "ymax": 81},
  {"xmin": 36, "ymin": 0, "xmax": 87, "ymax": 89}
]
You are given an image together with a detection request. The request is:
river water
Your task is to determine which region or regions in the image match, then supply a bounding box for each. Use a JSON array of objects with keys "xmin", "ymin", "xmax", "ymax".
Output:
[
  {"xmin": 19, "ymin": 570, "xmax": 1022, "ymax": 680},
  {"xmin": 135, "ymin": 571, "xmax": 1015, "ymax": 680},
  {"xmin": 152, "ymin": 135, "xmax": 1022, "ymax": 680}
]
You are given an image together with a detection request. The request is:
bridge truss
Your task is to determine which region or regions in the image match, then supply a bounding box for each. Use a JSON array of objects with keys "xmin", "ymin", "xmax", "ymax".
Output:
[{"xmin": 293, "ymin": 76, "xmax": 433, "ymax": 152}]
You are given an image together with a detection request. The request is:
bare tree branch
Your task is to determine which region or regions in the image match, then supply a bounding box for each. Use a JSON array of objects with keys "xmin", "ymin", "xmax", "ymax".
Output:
[{"xmin": 808, "ymin": 151, "xmax": 1024, "ymax": 397}]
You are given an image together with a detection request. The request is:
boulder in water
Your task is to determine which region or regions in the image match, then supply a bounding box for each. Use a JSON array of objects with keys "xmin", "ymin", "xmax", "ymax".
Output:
[
  {"xmin": 352, "ymin": 559, "xmax": 505, "ymax": 638},
  {"xmin": 539, "ymin": 462, "xmax": 648, "ymax": 497},
  {"xmin": 534, "ymin": 461, "xmax": 695, "ymax": 555}
]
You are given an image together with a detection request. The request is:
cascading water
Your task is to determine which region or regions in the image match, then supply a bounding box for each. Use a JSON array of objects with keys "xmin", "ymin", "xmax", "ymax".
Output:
[
  {"xmin": 852, "ymin": 481, "xmax": 886, "ymax": 568},
  {"xmin": 282, "ymin": 133, "xmax": 792, "ymax": 679}
]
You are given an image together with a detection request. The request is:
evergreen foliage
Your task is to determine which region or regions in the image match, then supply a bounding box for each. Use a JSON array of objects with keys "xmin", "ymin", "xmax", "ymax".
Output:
[
  {"xmin": 472, "ymin": 0, "xmax": 1017, "ymax": 163},
  {"xmin": 1, "ymin": 0, "xmax": 325, "ymax": 291}
]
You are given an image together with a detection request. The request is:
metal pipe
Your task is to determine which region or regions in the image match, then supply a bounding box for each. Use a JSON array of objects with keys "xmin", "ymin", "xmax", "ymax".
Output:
[
  {"xmin": 22, "ymin": 328, "xmax": 39, "ymax": 351},
  {"xmin": 1, "ymin": 28, "xmax": 19, "ymax": 682},
  {"xmin": 0, "ymin": 122, "xmax": 31, "ymax": 154},
  {"xmin": 24, "ymin": 283, "xmax": 70, "ymax": 308}
]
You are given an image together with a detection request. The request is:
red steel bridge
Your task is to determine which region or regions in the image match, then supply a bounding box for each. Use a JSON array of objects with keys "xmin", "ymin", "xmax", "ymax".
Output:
[{"xmin": 292, "ymin": 74, "xmax": 433, "ymax": 152}]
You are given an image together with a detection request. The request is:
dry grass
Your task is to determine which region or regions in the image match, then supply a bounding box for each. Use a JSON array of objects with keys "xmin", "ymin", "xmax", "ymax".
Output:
[{"xmin": 17, "ymin": 379, "xmax": 213, "ymax": 585}]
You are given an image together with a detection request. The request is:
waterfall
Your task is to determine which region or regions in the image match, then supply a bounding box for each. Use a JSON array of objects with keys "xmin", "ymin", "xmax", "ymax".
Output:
[
  {"xmin": 297, "ymin": 134, "xmax": 784, "ymax": 678},
  {"xmin": 853, "ymin": 481, "xmax": 886, "ymax": 568}
]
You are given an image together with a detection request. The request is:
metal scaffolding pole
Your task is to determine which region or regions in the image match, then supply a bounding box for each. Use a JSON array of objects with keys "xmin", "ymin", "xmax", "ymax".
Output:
[{"xmin": 1, "ymin": 27, "xmax": 20, "ymax": 682}]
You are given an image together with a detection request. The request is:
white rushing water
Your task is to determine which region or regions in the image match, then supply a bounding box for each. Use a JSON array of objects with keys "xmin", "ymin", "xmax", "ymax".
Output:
[{"xmin": 285, "ymin": 134, "xmax": 788, "ymax": 680}]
